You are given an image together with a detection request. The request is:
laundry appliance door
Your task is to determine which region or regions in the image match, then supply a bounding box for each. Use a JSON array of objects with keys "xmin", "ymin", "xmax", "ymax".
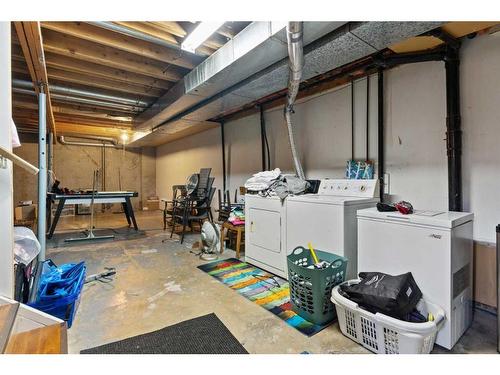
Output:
[{"xmin": 245, "ymin": 196, "xmax": 286, "ymax": 277}]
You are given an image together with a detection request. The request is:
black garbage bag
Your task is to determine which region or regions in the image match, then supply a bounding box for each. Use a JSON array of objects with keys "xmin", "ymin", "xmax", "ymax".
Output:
[{"xmin": 340, "ymin": 272, "xmax": 422, "ymax": 319}]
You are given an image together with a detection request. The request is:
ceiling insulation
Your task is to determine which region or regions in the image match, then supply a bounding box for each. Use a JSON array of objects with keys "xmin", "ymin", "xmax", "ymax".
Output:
[{"xmin": 130, "ymin": 21, "xmax": 443, "ymax": 147}]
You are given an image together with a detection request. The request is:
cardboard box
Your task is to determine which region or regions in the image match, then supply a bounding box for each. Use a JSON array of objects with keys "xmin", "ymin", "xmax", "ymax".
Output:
[
  {"xmin": 146, "ymin": 200, "xmax": 160, "ymax": 211},
  {"xmin": 14, "ymin": 204, "xmax": 37, "ymax": 221}
]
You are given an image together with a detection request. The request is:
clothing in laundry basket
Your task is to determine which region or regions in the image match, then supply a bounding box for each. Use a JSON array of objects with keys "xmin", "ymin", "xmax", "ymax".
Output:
[{"xmin": 339, "ymin": 271, "xmax": 422, "ymax": 320}]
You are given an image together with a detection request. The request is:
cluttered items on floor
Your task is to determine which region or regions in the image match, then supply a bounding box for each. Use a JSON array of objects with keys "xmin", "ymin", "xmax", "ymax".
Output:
[
  {"xmin": 332, "ymin": 277, "xmax": 445, "ymax": 354},
  {"xmin": 13, "ymin": 226, "xmax": 40, "ymax": 303},
  {"xmin": 287, "ymin": 245, "xmax": 347, "ymax": 325},
  {"xmin": 28, "ymin": 259, "xmax": 86, "ymax": 328},
  {"xmin": 14, "ymin": 202, "xmax": 37, "ymax": 229},
  {"xmin": 338, "ymin": 272, "xmax": 423, "ymax": 321},
  {"xmin": 167, "ymin": 168, "xmax": 215, "ymax": 244}
]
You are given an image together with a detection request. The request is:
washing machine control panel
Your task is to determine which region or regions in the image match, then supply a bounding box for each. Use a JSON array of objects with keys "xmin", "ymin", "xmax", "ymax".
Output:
[{"xmin": 318, "ymin": 179, "xmax": 378, "ymax": 198}]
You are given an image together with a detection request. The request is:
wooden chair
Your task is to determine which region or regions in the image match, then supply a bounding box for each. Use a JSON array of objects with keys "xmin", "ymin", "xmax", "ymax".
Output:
[
  {"xmin": 217, "ymin": 189, "xmax": 231, "ymax": 222},
  {"xmin": 162, "ymin": 184, "xmax": 186, "ymax": 230}
]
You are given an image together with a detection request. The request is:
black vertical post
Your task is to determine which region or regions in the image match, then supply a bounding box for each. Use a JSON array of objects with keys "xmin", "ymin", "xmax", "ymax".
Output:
[
  {"xmin": 377, "ymin": 70, "xmax": 385, "ymax": 202},
  {"xmin": 445, "ymin": 45, "xmax": 462, "ymax": 211},
  {"xmin": 351, "ymin": 81, "xmax": 355, "ymax": 160},
  {"xmin": 366, "ymin": 75, "xmax": 370, "ymax": 161},
  {"xmin": 259, "ymin": 105, "xmax": 266, "ymax": 171},
  {"xmin": 220, "ymin": 121, "xmax": 226, "ymax": 193}
]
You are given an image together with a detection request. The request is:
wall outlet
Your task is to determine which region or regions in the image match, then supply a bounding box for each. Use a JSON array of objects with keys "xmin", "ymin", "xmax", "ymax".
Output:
[{"xmin": 383, "ymin": 173, "xmax": 390, "ymax": 195}]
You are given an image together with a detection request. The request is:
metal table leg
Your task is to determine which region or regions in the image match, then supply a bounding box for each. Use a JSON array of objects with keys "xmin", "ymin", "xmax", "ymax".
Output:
[
  {"xmin": 47, "ymin": 198, "xmax": 65, "ymax": 239},
  {"xmin": 125, "ymin": 197, "xmax": 138, "ymax": 230}
]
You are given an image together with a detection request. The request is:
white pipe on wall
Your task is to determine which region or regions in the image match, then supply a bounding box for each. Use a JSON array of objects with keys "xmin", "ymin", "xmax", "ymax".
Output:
[{"xmin": 0, "ymin": 22, "xmax": 14, "ymax": 297}]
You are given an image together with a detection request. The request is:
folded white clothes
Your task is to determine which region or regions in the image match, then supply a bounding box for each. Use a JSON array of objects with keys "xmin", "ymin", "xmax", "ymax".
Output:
[{"xmin": 244, "ymin": 168, "xmax": 281, "ymax": 191}]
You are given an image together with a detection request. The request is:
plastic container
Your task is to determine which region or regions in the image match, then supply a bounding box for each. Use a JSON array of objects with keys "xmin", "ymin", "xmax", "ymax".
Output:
[
  {"xmin": 29, "ymin": 260, "xmax": 86, "ymax": 328},
  {"xmin": 13, "ymin": 226, "xmax": 41, "ymax": 265},
  {"xmin": 287, "ymin": 246, "xmax": 348, "ymax": 325},
  {"xmin": 331, "ymin": 280, "xmax": 446, "ymax": 354}
]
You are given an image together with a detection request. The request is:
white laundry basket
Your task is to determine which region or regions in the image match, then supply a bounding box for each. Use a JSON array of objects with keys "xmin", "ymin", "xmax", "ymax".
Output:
[{"xmin": 331, "ymin": 280, "xmax": 445, "ymax": 354}]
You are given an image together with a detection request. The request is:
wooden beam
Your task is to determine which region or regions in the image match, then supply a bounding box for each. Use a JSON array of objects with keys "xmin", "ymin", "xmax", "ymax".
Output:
[
  {"xmin": 113, "ymin": 22, "xmax": 180, "ymax": 45},
  {"xmin": 45, "ymin": 67, "xmax": 165, "ymax": 98},
  {"xmin": 13, "ymin": 96, "xmax": 136, "ymax": 118},
  {"xmin": 113, "ymin": 22, "xmax": 214, "ymax": 56},
  {"xmin": 203, "ymin": 33, "xmax": 227, "ymax": 50},
  {"xmin": 41, "ymin": 22, "xmax": 201, "ymax": 70},
  {"xmin": 40, "ymin": 29, "xmax": 187, "ymax": 82},
  {"xmin": 12, "ymin": 44, "xmax": 173, "ymax": 91},
  {"xmin": 216, "ymin": 25, "xmax": 237, "ymax": 39},
  {"xmin": 13, "ymin": 21, "xmax": 57, "ymax": 134},
  {"xmin": 146, "ymin": 22, "xmax": 186, "ymax": 37},
  {"xmin": 53, "ymin": 116, "xmax": 132, "ymax": 128},
  {"xmin": 14, "ymin": 114, "xmax": 134, "ymax": 136},
  {"xmin": 44, "ymin": 52, "xmax": 173, "ymax": 91},
  {"xmin": 13, "ymin": 107, "xmax": 132, "ymax": 127},
  {"xmin": 55, "ymin": 122, "xmax": 134, "ymax": 139}
]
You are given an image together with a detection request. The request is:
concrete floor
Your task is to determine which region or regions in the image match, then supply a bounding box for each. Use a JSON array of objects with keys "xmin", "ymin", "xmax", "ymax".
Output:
[{"xmin": 46, "ymin": 210, "xmax": 498, "ymax": 354}]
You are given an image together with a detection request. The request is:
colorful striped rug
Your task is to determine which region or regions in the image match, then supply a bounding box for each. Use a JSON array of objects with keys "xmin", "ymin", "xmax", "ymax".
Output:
[{"xmin": 197, "ymin": 258, "xmax": 331, "ymax": 336}]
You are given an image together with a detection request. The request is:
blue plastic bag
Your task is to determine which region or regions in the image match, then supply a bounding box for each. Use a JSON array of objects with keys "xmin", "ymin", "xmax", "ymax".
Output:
[{"xmin": 29, "ymin": 260, "xmax": 86, "ymax": 328}]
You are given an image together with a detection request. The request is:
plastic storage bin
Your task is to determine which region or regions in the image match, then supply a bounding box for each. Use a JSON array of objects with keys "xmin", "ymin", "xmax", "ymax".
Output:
[
  {"xmin": 29, "ymin": 260, "xmax": 86, "ymax": 328},
  {"xmin": 331, "ymin": 280, "xmax": 445, "ymax": 354},
  {"xmin": 287, "ymin": 246, "xmax": 348, "ymax": 325}
]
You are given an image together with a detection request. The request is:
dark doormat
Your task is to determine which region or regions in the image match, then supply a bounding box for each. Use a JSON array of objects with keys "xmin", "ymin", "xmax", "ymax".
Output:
[{"xmin": 80, "ymin": 313, "xmax": 248, "ymax": 354}]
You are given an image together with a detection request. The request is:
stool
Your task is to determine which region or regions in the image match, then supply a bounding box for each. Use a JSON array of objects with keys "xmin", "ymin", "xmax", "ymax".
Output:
[{"xmin": 220, "ymin": 221, "xmax": 245, "ymax": 259}]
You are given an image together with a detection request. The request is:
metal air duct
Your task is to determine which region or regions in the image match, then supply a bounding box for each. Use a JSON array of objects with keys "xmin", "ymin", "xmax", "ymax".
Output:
[{"xmin": 130, "ymin": 22, "xmax": 443, "ymax": 147}]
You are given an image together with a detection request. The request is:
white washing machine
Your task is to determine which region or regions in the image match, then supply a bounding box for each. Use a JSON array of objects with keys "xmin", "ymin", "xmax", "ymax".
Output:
[
  {"xmin": 245, "ymin": 179, "xmax": 378, "ymax": 279},
  {"xmin": 357, "ymin": 207, "xmax": 474, "ymax": 350}
]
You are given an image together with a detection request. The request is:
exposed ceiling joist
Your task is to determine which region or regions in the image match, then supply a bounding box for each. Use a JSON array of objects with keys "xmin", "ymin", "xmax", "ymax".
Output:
[
  {"xmin": 37, "ymin": 29, "xmax": 187, "ymax": 82},
  {"xmin": 40, "ymin": 22, "xmax": 201, "ymax": 70},
  {"xmin": 113, "ymin": 22, "xmax": 180, "ymax": 45},
  {"xmin": 39, "ymin": 52, "xmax": 173, "ymax": 91},
  {"xmin": 16, "ymin": 119, "xmax": 133, "ymax": 138},
  {"xmin": 45, "ymin": 67, "xmax": 165, "ymax": 98},
  {"xmin": 146, "ymin": 22, "xmax": 186, "ymax": 37},
  {"xmin": 110, "ymin": 21, "xmax": 215, "ymax": 56},
  {"xmin": 14, "ymin": 111, "xmax": 131, "ymax": 129},
  {"xmin": 13, "ymin": 21, "xmax": 57, "ymax": 134}
]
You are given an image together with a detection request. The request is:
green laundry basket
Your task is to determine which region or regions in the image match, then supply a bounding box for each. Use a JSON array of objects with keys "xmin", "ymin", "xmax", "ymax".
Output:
[{"xmin": 287, "ymin": 246, "xmax": 348, "ymax": 325}]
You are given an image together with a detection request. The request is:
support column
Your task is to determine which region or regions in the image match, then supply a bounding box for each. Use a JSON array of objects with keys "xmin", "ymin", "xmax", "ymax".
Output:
[
  {"xmin": 47, "ymin": 131, "xmax": 53, "ymax": 180},
  {"xmin": 38, "ymin": 87, "xmax": 47, "ymax": 260},
  {"xmin": 377, "ymin": 70, "xmax": 385, "ymax": 202},
  {"xmin": 445, "ymin": 45, "xmax": 462, "ymax": 211},
  {"xmin": 260, "ymin": 105, "xmax": 266, "ymax": 171},
  {"xmin": 220, "ymin": 121, "xmax": 226, "ymax": 193}
]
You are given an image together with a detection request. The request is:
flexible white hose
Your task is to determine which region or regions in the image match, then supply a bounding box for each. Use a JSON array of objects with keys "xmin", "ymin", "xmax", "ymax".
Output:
[{"xmin": 284, "ymin": 21, "xmax": 306, "ymax": 180}]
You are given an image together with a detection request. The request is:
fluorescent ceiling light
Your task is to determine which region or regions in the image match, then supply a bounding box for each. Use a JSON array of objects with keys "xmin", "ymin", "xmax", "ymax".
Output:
[{"xmin": 181, "ymin": 21, "xmax": 225, "ymax": 53}]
